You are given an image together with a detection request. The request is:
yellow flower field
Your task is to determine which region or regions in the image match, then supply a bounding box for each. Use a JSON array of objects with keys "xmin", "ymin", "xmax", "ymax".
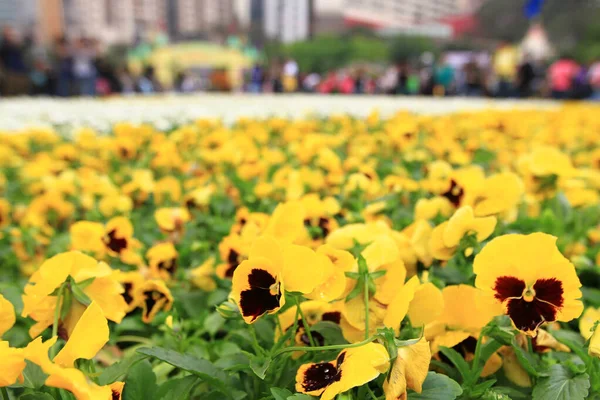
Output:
[{"xmin": 1, "ymin": 104, "xmax": 600, "ymax": 400}]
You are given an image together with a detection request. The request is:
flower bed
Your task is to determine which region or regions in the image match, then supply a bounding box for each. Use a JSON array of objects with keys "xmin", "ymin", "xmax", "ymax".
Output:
[{"xmin": 1, "ymin": 103, "xmax": 600, "ymax": 400}]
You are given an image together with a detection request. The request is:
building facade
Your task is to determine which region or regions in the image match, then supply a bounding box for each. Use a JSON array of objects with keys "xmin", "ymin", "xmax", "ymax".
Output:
[
  {"xmin": 343, "ymin": 0, "xmax": 459, "ymax": 29},
  {"xmin": 62, "ymin": 0, "xmax": 136, "ymax": 44},
  {"xmin": 262, "ymin": 0, "xmax": 312, "ymax": 43},
  {"xmin": 174, "ymin": 0, "xmax": 234, "ymax": 38}
]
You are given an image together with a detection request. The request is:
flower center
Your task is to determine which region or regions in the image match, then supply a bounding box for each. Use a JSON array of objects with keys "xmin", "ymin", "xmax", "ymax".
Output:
[{"xmin": 522, "ymin": 287, "xmax": 536, "ymax": 302}]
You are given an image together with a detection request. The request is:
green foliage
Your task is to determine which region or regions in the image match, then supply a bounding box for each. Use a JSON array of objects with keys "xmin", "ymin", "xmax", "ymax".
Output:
[
  {"xmin": 388, "ymin": 35, "xmax": 438, "ymax": 63},
  {"xmin": 408, "ymin": 372, "xmax": 463, "ymax": 399},
  {"xmin": 532, "ymin": 365, "xmax": 590, "ymax": 400},
  {"xmin": 123, "ymin": 360, "xmax": 158, "ymax": 400}
]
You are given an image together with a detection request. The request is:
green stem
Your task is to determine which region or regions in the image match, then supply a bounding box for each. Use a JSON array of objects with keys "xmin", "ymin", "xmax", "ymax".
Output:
[
  {"xmin": 275, "ymin": 315, "xmax": 284, "ymax": 338},
  {"xmin": 50, "ymin": 283, "xmax": 67, "ymax": 359},
  {"xmin": 469, "ymin": 331, "xmax": 484, "ymax": 384},
  {"xmin": 272, "ymin": 334, "xmax": 377, "ymax": 359},
  {"xmin": 289, "ymin": 302, "xmax": 301, "ymax": 347},
  {"xmin": 295, "ymin": 296, "xmax": 316, "ymax": 348},
  {"xmin": 366, "ymin": 385, "xmax": 378, "ymax": 400},
  {"xmin": 1, "ymin": 387, "xmax": 9, "ymax": 400},
  {"xmin": 364, "ymin": 277, "xmax": 370, "ymax": 340},
  {"xmin": 114, "ymin": 336, "xmax": 153, "ymax": 345}
]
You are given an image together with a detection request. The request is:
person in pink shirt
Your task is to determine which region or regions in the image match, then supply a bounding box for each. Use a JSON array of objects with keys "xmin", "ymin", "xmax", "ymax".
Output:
[{"xmin": 548, "ymin": 55, "xmax": 581, "ymax": 99}]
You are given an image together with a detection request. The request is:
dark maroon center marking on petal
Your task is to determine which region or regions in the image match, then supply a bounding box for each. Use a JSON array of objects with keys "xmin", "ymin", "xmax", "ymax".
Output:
[
  {"xmin": 185, "ymin": 198, "xmax": 195, "ymax": 209},
  {"xmin": 301, "ymin": 362, "xmax": 341, "ymax": 392},
  {"xmin": 300, "ymin": 330, "xmax": 325, "ymax": 346},
  {"xmin": 318, "ymin": 217, "xmax": 331, "ymax": 237},
  {"xmin": 142, "ymin": 290, "xmax": 165, "ymax": 320},
  {"xmin": 104, "ymin": 229, "xmax": 128, "ymax": 253},
  {"xmin": 247, "ymin": 268, "xmax": 276, "ymax": 288},
  {"xmin": 442, "ymin": 179, "xmax": 464, "ymax": 208},
  {"xmin": 303, "ymin": 218, "xmax": 312, "ymax": 228},
  {"xmin": 112, "ymin": 390, "xmax": 121, "ymax": 400},
  {"xmin": 494, "ymin": 276, "xmax": 526, "ymax": 302},
  {"xmin": 336, "ymin": 350, "xmax": 346, "ymax": 366},
  {"xmin": 224, "ymin": 249, "xmax": 241, "ymax": 278},
  {"xmin": 533, "ymin": 278, "xmax": 563, "ymax": 307},
  {"xmin": 122, "ymin": 282, "xmax": 134, "ymax": 305},
  {"xmin": 322, "ymin": 311, "xmax": 342, "ymax": 324},
  {"xmin": 158, "ymin": 259, "xmax": 177, "ymax": 275},
  {"xmin": 439, "ymin": 336, "xmax": 478, "ymax": 365},
  {"xmin": 506, "ymin": 297, "xmax": 557, "ymax": 332},
  {"xmin": 239, "ymin": 269, "xmax": 281, "ymax": 322},
  {"xmin": 362, "ymin": 171, "xmax": 374, "ymax": 181}
]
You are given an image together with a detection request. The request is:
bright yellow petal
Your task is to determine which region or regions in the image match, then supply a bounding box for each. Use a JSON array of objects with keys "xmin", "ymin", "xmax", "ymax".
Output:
[
  {"xmin": 249, "ymin": 235, "xmax": 284, "ymax": 269},
  {"xmin": 374, "ymin": 259, "xmax": 407, "ymax": 305},
  {"xmin": 281, "ymin": 243, "xmax": 325, "ymax": 294},
  {"xmin": 84, "ymin": 277, "xmax": 128, "ymax": 324},
  {"xmin": 384, "ymin": 276, "xmax": 420, "ymax": 333},
  {"xmin": 306, "ymin": 253, "xmax": 347, "ymax": 302},
  {"xmin": 0, "ymin": 342, "xmax": 26, "ymax": 387},
  {"xmin": 383, "ymin": 338, "xmax": 431, "ymax": 399},
  {"xmin": 54, "ymin": 302, "xmax": 109, "ymax": 367},
  {"xmin": 21, "ymin": 252, "xmax": 79, "ymax": 317},
  {"xmin": 408, "ymin": 283, "xmax": 444, "ymax": 328},
  {"xmin": 0, "ymin": 294, "xmax": 16, "ymax": 337},
  {"xmin": 264, "ymin": 201, "xmax": 307, "ymax": 243},
  {"xmin": 361, "ymin": 236, "xmax": 400, "ymax": 272}
]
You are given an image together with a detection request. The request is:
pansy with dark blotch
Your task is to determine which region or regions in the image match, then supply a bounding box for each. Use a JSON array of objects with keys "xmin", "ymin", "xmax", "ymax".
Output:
[
  {"xmin": 474, "ymin": 232, "xmax": 583, "ymax": 337},
  {"xmin": 231, "ymin": 235, "xmax": 327, "ymax": 324},
  {"xmin": 102, "ymin": 217, "xmax": 134, "ymax": 256},
  {"xmin": 295, "ymin": 342, "xmax": 389, "ymax": 400},
  {"xmin": 230, "ymin": 237, "xmax": 286, "ymax": 324},
  {"xmin": 136, "ymin": 280, "xmax": 173, "ymax": 323}
]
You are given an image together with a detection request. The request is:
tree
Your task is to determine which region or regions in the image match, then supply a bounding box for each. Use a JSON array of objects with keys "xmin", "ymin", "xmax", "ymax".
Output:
[{"xmin": 387, "ymin": 36, "xmax": 438, "ymax": 64}]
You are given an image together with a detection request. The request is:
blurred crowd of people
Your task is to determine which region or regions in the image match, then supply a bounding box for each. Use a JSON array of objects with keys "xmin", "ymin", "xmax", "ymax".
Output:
[
  {"xmin": 248, "ymin": 46, "xmax": 600, "ymax": 101},
  {"xmin": 2, "ymin": 25, "xmax": 600, "ymax": 101},
  {"xmin": 0, "ymin": 27, "xmax": 162, "ymax": 97}
]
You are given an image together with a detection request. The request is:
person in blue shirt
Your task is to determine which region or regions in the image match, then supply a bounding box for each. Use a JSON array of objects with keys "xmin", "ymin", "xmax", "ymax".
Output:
[{"xmin": 0, "ymin": 26, "xmax": 30, "ymax": 96}]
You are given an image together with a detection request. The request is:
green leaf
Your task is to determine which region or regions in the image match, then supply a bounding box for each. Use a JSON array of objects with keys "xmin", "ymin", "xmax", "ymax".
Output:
[
  {"xmin": 287, "ymin": 395, "xmax": 316, "ymax": 400},
  {"xmin": 439, "ymin": 347, "xmax": 471, "ymax": 380},
  {"xmin": 581, "ymin": 287, "xmax": 600, "ymax": 308},
  {"xmin": 311, "ymin": 321, "xmax": 348, "ymax": 345},
  {"xmin": 493, "ymin": 386, "xmax": 529, "ymax": 399},
  {"xmin": 70, "ymin": 279, "xmax": 92, "ymax": 306},
  {"xmin": 483, "ymin": 322, "xmax": 515, "ymax": 346},
  {"xmin": 76, "ymin": 277, "xmax": 96, "ymax": 289},
  {"xmin": 21, "ymin": 361, "xmax": 48, "ymax": 389},
  {"xmin": 157, "ymin": 375, "xmax": 199, "ymax": 400},
  {"xmin": 203, "ymin": 312, "xmax": 225, "ymax": 336},
  {"xmin": 470, "ymin": 339, "xmax": 502, "ymax": 382},
  {"xmin": 408, "ymin": 372, "xmax": 463, "ymax": 400},
  {"xmin": 122, "ymin": 360, "xmax": 157, "ymax": 400},
  {"xmin": 479, "ymin": 390, "xmax": 513, "ymax": 400},
  {"xmin": 137, "ymin": 347, "xmax": 229, "ymax": 394},
  {"xmin": 98, "ymin": 353, "xmax": 148, "ymax": 385},
  {"xmin": 532, "ymin": 365, "xmax": 590, "ymax": 400},
  {"xmin": 19, "ymin": 393, "xmax": 55, "ymax": 400},
  {"xmin": 470, "ymin": 379, "xmax": 497, "ymax": 397},
  {"xmin": 511, "ymin": 340, "xmax": 539, "ymax": 377},
  {"xmin": 249, "ymin": 354, "xmax": 271, "ymax": 379},
  {"xmin": 270, "ymin": 388, "xmax": 293, "ymax": 400}
]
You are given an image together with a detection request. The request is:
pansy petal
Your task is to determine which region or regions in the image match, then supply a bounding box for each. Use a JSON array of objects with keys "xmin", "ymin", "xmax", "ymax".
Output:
[{"xmin": 54, "ymin": 302, "xmax": 109, "ymax": 367}]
